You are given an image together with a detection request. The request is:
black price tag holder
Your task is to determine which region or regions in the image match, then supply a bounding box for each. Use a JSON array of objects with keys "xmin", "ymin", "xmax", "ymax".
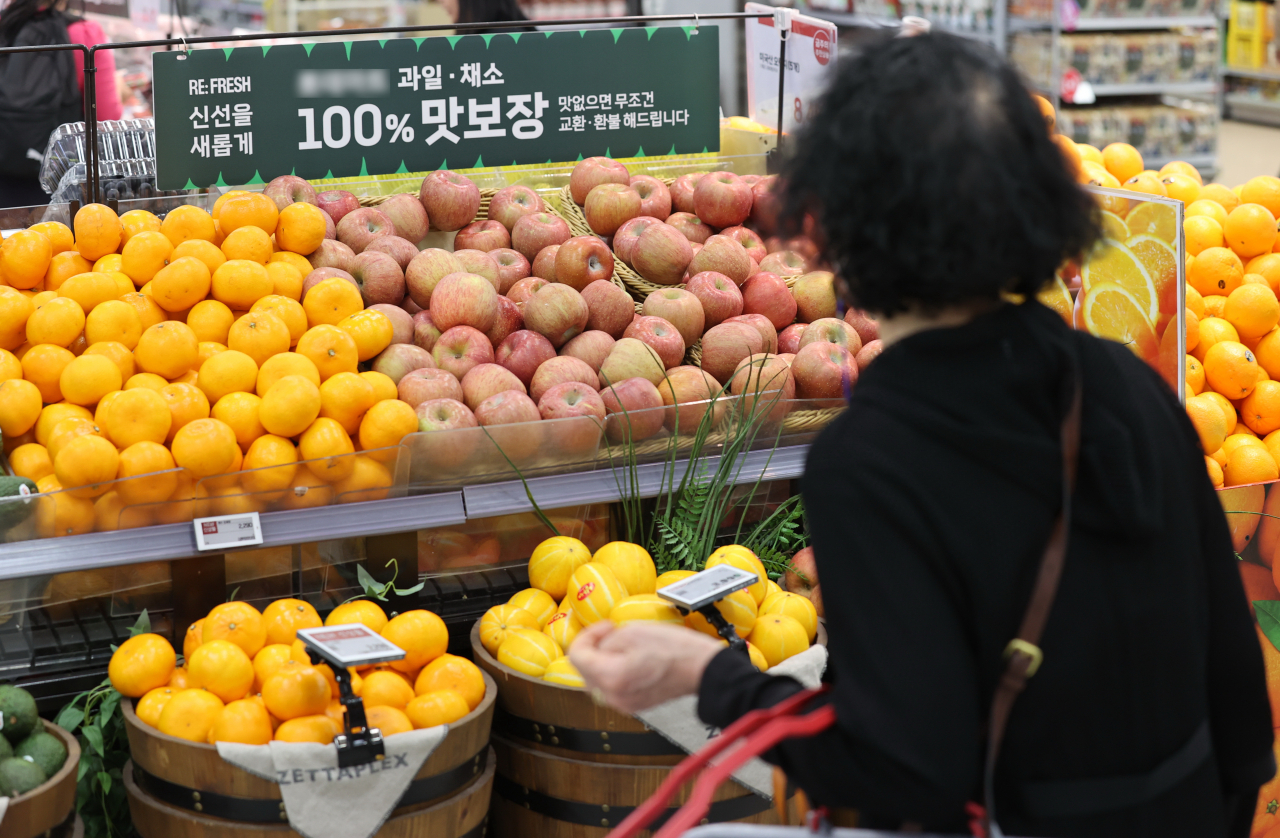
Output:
[{"xmin": 656, "ymin": 565, "xmax": 759, "ymax": 654}]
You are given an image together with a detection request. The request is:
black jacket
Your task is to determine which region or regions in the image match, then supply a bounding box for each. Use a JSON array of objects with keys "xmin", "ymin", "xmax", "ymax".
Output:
[{"xmin": 698, "ymin": 301, "xmax": 1275, "ymax": 836}]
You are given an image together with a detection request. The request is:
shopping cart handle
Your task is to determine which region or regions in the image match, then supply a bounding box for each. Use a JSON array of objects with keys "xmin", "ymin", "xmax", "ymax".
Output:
[{"xmin": 607, "ymin": 687, "xmax": 833, "ymax": 838}]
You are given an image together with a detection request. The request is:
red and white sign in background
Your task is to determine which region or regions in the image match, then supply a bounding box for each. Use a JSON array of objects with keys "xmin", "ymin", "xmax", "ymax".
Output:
[{"xmin": 744, "ymin": 4, "xmax": 839, "ymax": 135}]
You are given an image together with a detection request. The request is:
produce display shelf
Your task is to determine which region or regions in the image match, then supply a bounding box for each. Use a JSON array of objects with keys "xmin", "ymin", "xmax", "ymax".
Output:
[
  {"xmin": 1223, "ymin": 68, "xmax": 1280, "ymax": 82},
  {"xmin": 1224, "ymin": 95, "xmax": 1280, "ymax": 126},
  {"xmin": 0, "ymin": 491, "xmax": 467, "ymax": 580},
  {"xmin": 1010, "ymin": 14, "xmax": 1218, "ymax": 30},
  {"xmin": 1086, "ymin": 80, "xmax": 1216, "ymax": 96},
  {"xmin": 462, "ymin": 444, "xmax": 811, "ymax": 519}
]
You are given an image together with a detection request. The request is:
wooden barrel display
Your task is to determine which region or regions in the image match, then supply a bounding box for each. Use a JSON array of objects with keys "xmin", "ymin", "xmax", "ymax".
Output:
[
  {"xmin": 3, "ymin": 721, "xmax": 80, "ymax": 838},
  {"xmin": 121, "ymin": 671, "xmax": 496, "ymax": 837},
  {"xmin": 471, "ymin": 624, "xmax": 801, "ymax": 838}
]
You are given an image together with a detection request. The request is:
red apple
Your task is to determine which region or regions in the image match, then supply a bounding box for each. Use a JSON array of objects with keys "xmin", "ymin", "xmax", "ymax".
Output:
[
  {"xmin": 779, "ymin": 353, "xmax": 795, "ymax": 365},
  {"xmin": 719, "ymin": 226, "xmax": 767, "ymax": 263},
  {"xmin": 301, "ymin": 268, "xmax": 357, "ymax": 301},
  {"xmin": 379, "ymin": 193, "xmax": 430, "ymax": 243},
  {"xmin": 430, "ymin": 272, "xmax": 498, "ymax": 333},
  {"xmin": 370, "ymin": 343, "xmax": 434, "ymax": 384},
  {"xmin": 700, "ymin": 321, "xmax": 763, "ymax": 384},
  {"xmin": 486, "ymin": 296, "xmax": 524, "ymax": 346},
  {"xmin": 556, "ymin": 237, "xmax": 615, "ymax": 291},
  {"xmin": 856, "ymin": 340, "xmax": 883, "ymax": 370},
  {"xmin": 336, "ymin": 207, "xmax": 395, "ymax": 253},
  {"xmin": 365, "ymin": 236, "xmax": 419, "ymax": 270},
  {"xmin": 307, "ymin": 239, "xmax": 355, "ymax": 273},
  {"xmin": 431, "ymin": 325, "xmax": 494, "ymax": 380},
  {"xmin": 570, "ymin": 157, "xmax": 630, "ymax": 205},
  {"xmin": 530, "ymin": 355, "xmax": 599, "ymax": 403},
  {"xmin": 496, "ymin": 330, "xmax": 557, "ymax": 386},
  {"xmin": 402, "ymin": 293, "xmax": 422, "ymax": 315},
  {"xmin": 455, "ymin": 220, "xmax": 510, "ymax": 253},
  {"xmin": 412, "ymin": 310, "xmax": 443, "ymax": 352},
  {"xmin": 741, "ymin": 272, "xmax": 798, "ymax": 330},
  {"xmin": 642, "ymin": 288, "xmax": 704, "ymax": 347},
  {"xmin": 512, "ymin": 212, "xmax": 572, "ymax": 261},
  {"xmin": 781, "ymin": 236, "xmax": 821, "ymax": 265},
  {"xmin": 508, "ymin": 276, "xmax": 550, "ymax": 306},
  {"xmin": 792, "ymin": 271, "xmax": 837, "ymax": 322},
  {"xmin": 760, "ymin": 250, "xmax": 806, "ymax": 278},
  {"xmin": 724, "ymin": 313, "xmax": 778, "ymax": 354},
  {"xmin": 523, "ymin": 283, "xmax": 589, "ymax": 348},
  {"xmin": 461, "ymin": 363, "xmax": 527, "ymax": 411},
  {"xmin": 785, "ymin": 545, "xmax": 818, "ymax": 594},
  {"xmin": 405, "ymin": 248, "xmax": 463, "ymax": 309},
  {"xmin": 629, "ymin": 175, "xmax": 672, "ymax": 220},
  {"xmin": 666, "ymin": 212, "xmax": 713, "ymax": 245},
  {"xmin": 419, "ymin": 170, "xmax": 480, "ymax": 232},
  {"xmin": 316, "ymin": 190, "xmax": 359, "ymax": 224},
  {"xmin": 399, "ymin": 367, "xmax": 464, "ymax": 408},
  {"xmin": 368, "ymin": 303, "xmax": 414, "ymax": 345},
  {"xmin": 539, "ymin": 381, "xmax": 606, "ymax": 421},
  {"xmin": 688, "ymin": 235, "xmax": 751, "ymax": 285},
  {"xmin": 844, "ymin": 309, "xmax": 880, "ymax": 346},
  {"xmin": 791, "ymin": 341, "xmax": 857, "ymax": 400},
  {"xmin": 632, "ymin": 224, "xmax": 693, "ymax": 286},
  {"xmin": 580, "ymin": 279, "xmax": 635, "ymax": 339},
  {"xmin": 686, "ymin": 271, "xmax": 743, "ymax": 328},
  {"xmin": 264, "ymin": 175, "xmax": 318, "ymax": 211},
  {"xmin": 584, "ymin": 184, "xmax": 642, "ymax": 236},
  {"xmin": 730, "ymin": 353, "xmax": 795, "ymax": 421},
  {"xmin": 560, "ymin": 330, "xmax": 615, "ymax": 372},
  {"xmin": 777, "ymin": 323, "xmax": 808, "ymax": 355},
  {"xmin": 349, "ymin": 250, "xmax": 405, "ymax": 306},
  {"xmin": 323, "ymin": 212, "xmax": 336, "ymax": 240},
  {"xmin": 600, "ymin": 377, "xmax": 665, "ymax": 443},
  {"xmin": 799, "ymin": 318, "xmax": 862, "ymax": 354},
  {"xmin": 475, "ymin": 390, "xmax": 541, "ymax": 439},
  {"xmin": 613, "ymin": 216, "xmax": 663, "ymax": 266},
  {"xmin": 415, "ymin": 398, "xmax": 479, "ymax": 470},
  {"xmin": 669, "ymin": 173, "xmax": 705, "ymax": 214},
  {"xmin": 488, "ymin": 185, "xmax": 545, "ymax": 232},
  {"xmin": 749, "ymin": 176, "xmax": 780, "ymax": 236},
  {"xmin": 694, "ymin": 172, "xmax": 752, "ymax": 229},
  {"xmin": 599, "ymin": 338, "xmax": 666, "ymax": 387},
  {"xmin": 531, "ymin": 245, "xmax": 559, "ymax": 281},
  {"xmin": 741, "ymin": 175, "xmax": 762, "ymax": 187},
  {"xmin": 453, "ymin": 249, "xmax": 500, "ymax": 290},
  {"xmin": 624, "ymin": 316, "xmax": 685, "ymax": 369},
  {"xmin": 491, "ymin": 248, "xmax": 530, "ymax": 294},
  {"xmin": 657, "ymin": 365, "xmax": 724, "ymax": 433}
]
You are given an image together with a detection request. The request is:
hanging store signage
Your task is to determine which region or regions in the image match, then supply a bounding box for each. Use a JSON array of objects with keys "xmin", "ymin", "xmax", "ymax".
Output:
[{"xmin": 151, "ymin": 27, "xmax": 720, "ymax": 190}]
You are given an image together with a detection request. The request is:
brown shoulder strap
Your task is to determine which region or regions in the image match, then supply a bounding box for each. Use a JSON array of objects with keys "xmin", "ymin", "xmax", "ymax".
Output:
[{"xmin": 981, "ymin": 376, "xmax": 1083, "ymax": 837}]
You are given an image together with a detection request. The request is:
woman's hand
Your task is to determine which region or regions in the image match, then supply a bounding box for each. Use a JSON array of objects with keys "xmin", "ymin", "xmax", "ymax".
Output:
[{"xmin": 569, "ymin": 621, "xmax": 725, "ymax": 713}]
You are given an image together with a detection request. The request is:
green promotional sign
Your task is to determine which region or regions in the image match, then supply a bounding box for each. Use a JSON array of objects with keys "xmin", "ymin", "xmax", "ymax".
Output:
[{"xmin": 152, "ymin": 27, "xmax": 720, "ymax": 191}]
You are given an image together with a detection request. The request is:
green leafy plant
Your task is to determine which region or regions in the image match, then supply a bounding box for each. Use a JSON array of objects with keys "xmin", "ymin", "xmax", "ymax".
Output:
[
  {"xmin": 54, "ymin": 611, "xmax": 150, "ymax": 838},
  {"xmin": 351, "ymin": 558, "xmax": 425, "ymax": 603},
  {"xmin": 738, "ymin": 494, "xmax": 810, "ymax": 581}
]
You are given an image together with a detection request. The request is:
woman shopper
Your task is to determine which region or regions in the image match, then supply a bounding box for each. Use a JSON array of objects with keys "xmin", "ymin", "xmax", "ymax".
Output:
[
  {"xmin": 569, "ymin": 31, "xmax": 1275, "ymax": 838},
  {"xmin": 0, "ymin": 0, "xmax": 120, "ymax": 207}
]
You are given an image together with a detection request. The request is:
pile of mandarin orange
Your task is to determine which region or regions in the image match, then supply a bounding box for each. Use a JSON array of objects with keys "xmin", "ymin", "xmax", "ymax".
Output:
[
  {"xmin": 108, "ymin": 597, "xmax": 485, "ymax": 745},
  {"xmin": 0, "ymin": 196, "xmax": 420, "ymax": 538}
]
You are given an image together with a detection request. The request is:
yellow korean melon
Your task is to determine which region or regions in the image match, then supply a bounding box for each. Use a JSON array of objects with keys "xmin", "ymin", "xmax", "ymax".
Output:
[
  {"xmin": 685, "ymin": 589, "xmax": 757, "ymax": 640},
  {"xmin": 655, "ymin": 570, "xmax": 696, "ymax": 590},
  {"xmin": 759, "ymin": 591, "xmax": 818, "ymax": 641},
  {"xmin": 746, "ymin": 642, "xmax": 769, "ymax": 671},
  {"xmin": 508, "ymin": 588, "xmax": 558, "ymax": 628},
  {"xmin": 592, "ymin": 541, "xmax": 658, "ymax": 595},
  {"xmin": 528, "ymin": 536, "xmax": 592, "ymax": 600},
  {"xmin": 748, "ymin": 614, "xmax": 810, "ymax": 668},
  {"xmin": 706, "ymin": 545, "xmax": 768, "ymax": 604},
  {"xmin": 496, "ymin": 628, "xmax": 562, "ymax": 678},
  {"xmin": 479, "ymin": 604, "xmax": 539, "ymax": 657},
  {"xmin": 567, "ymin": 562, "xmax": 629, "ymax": 625},
  {"xmin": 609, "ymin": 594, "xmax": 684, "ymax": 626},
  {"xmin": 542, "ymin": 657, "xmax": 585, "ymax": 688},
  {"xmin": 543, "ymin": 609, "xmax": 582, "ymax": 650}
]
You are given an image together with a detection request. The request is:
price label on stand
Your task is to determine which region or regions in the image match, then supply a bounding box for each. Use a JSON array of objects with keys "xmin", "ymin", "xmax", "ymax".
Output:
[
  {"xmin": 151, "ymin": 27, "xmax": 720, "ymax": 191},
  {"xmin": 193, "ymin": 512, "xmax": 263, "ymax": 551},
  {"xmin": 743, "ymin": 3, "xmax": 837, "ymax": 135}
]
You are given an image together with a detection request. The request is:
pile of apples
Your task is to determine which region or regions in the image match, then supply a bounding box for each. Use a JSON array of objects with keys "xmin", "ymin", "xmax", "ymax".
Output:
[{"xmin": 301, "ymin": 158, "xmax": 876, "ymax": 448}]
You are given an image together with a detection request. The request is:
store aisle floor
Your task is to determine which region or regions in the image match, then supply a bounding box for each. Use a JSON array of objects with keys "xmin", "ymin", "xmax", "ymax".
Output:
[{"xmin": 1218, "ymin": 119, "xmax": 1280, "ymax": 186}]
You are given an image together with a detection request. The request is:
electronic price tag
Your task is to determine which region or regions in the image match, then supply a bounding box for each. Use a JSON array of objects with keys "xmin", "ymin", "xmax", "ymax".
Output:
[
  {"xmin": 193, "ymin": 512, "xmax": 263, "ymax": 551},
  {"xmin": 296, "ymin": 625, "xmax": 406, "ymax": 766},
  {"xmin": 657, "ymin": 565, "xmax": 759, "ymax": 653}
]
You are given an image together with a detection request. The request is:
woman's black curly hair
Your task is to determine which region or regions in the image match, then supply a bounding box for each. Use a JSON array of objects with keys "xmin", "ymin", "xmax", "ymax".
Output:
[{"xmin": 778, "ymin": 32, "xmax": 1100, "ymax": 317}]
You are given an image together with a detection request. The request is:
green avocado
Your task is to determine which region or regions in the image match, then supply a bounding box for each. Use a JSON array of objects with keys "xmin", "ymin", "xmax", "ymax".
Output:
[
  {"xmin": 0, "ymin": 476, "xmax": 37, "ymax": 538},
  {"xmin": 0, "ymin": 685, "xmax": 38, "ymax": 744},
  {"xmin": 14, "ymin": 731, "xmax": 66, "ymax": 779},
  {"xmin": 0, "ymin": 756, "xmax": 46, "ymax": 795}
]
